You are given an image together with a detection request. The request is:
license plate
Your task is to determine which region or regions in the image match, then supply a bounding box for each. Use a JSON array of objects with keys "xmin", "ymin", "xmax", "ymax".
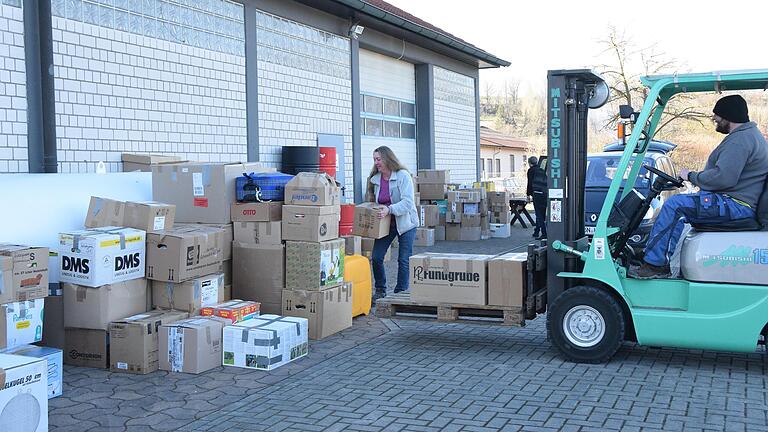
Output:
[{"xmin": 584, "ymin": 226, "xmax": 595, "ymax": 235}]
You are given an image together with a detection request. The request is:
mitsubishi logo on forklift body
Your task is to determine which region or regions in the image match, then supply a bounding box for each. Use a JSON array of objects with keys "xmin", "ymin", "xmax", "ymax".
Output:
[{"xmin": 548, "ymin": 88, "xmax": 562, "ymax": 188}]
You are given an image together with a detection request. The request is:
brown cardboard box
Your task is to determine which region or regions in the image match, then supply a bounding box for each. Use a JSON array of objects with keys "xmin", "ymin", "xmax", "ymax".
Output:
[
  {"xmin": 84, "ymin": 197, "xmax": 124, "ymax": 228},
  {"xmin": 151, "ymin": 273, "xmax": 225, "ymax": 314},
  {"xmin": 122, "ymin": 153, "xmax": 183, "ymax": 172},
  {"xmin": 433, "ymin": 225, "xmax": 446, "ymax": 241},
  {"xmin": 286, "ymin": 239, "xmax": 345, "ymax": 290},
  {"xmin": 177, "ymin": 223, "xmax": 233, "ymax": 261},
  {"xmin": 417, "ymin": 205, "xmax": 440, "ymax": 227},
  {"xmin": 232, "ymin": 242, "xmax": 284, "ymax": 315},
  {"xmin": 0, "ymin": 256, "xmax": 12, "ymax": 301},
  {"xmin": 146, "ymin": 226, "xmax": 224, "ymax": 283},
  {"xmin": 415, "ymin": 228, "xmax": 435, "ymax": 247},
  {"xmin": 488, "ymin": 191, "xmax": 510, "ymax": 206},
  {"xmin": 459, "ymin": 227, "xmax": 482, "ymax": 241},
  {"xmin": 284, "ymin": 172, "xmax": 340, "ymax": 206},
  {"xmin": 159, "ymin": 317, "xmax": 225, "ymax": 374},
  {"xmin": 490, "ymin": 209, "xmax": 512, "ymax": 224},
  {"xmin": 461, "ymin": 214, "xmax": 482, "ymax": 228},
  {"xmin": 282, "ymin": 283, "xmax": 352, "ymax": 340},
  {"xmin": 109, "ymin": 309, "xmax": 189, "ymax": 374},
  {"xmin": 352, "ymin": 203, "xmax": 390, "ymax": 239},
  {"xmin": 448, "ymin": 190, "xmax": 482, "ymax": 203},
  {"xmin": 445, "ymin": 223, "xmax": 461, "ymax": 241},
  {"xmin": 416, "ymin": 169, "xmax": 450, "ymax": 184},
  {"xmin": 418, "ymin": 183, "xmax": 447, "ymax": 200},
  {"xmin": 488, "ymin": 253, "xmax": 528, "ymax": 307},
  {"xmin": 0, "ymin": 244, "xmax": 49, "ymax": 303},
  {"xmin": 40, "ymin": 295, "xmax": 65, "ymax": 349},
  {"xmin": 233, "ymin": 221, "xmax": 282, "ymax": 245},
  {"xmin": 64, "ymin": 328, "xmax": 109, "ymax": 368},
  {"xmin": 410, "ymin": 253, "xmax": 492, "ymax": 305},
  {"xmin": 125, "ymin": 201, "xmax": 176, "ymax": 233},
  {"xmin": 231, "ymin": 202, "xmax": 283, "ymax": 222},
  {"xmin": 282, "ymin": 205, "xmax": 340, "ymax": 242},
  {"xmin": 63, "ymin": 278, "xmax": 148, "ymax": 330},
  {"xmin": 221, "ymin": 259, "xmax": 232, "ymax": 285},
  {"xmin": 445, "ymin": 211, "xmax": 462, "ymax": 224},
  {"xmin": 342, "ymin": 235, "xmax": 362, "ymax": 256},
  {"xmin": 152, "ymin": 161, "xmax": 272, "ymax": 223},
  {"xmin": 223, "ymin": 284, "xmax": 232, "ymax": 301}
]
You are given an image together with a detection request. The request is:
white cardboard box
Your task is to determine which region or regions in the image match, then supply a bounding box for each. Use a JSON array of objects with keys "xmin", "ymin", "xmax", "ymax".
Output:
[
  {"xmin": 0, "ymin": 353, "xmax": 48, "ymax": 432},
  {"xmin": 3, "ymin": 345, "xmax": 62, "ymax": 399},
  {"xmin": 1, "ymin": 299, "xmax": 45, "ymax": 350},
  {"xmin": 58, "ymin": 227, "xmax": 146, "ymax": 287},
  {"xmin": 489, "ymin": 223, "xmax": 511, "ymax": 238},
  {"xmin": 222, "ymin": 314, "xmax": 308, "ymax": 371}
]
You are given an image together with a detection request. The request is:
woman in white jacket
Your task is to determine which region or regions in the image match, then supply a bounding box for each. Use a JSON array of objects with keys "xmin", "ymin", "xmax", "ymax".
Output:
[{"xmin": 366, "ymin": 146, "xmax": 419, "ymax": 300}]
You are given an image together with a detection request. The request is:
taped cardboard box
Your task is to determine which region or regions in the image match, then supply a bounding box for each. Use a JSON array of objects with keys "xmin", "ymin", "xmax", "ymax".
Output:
[
  {"xmin": 233, "ymin": 221, "xmax": 282, "ymax": 245},
  {"xmin": 416, "ymin": 169, "xmax": 450, "ymax": 184},
  {"xmin": 152, "ymin": 161, "xmax": 273, "ymax": 224},
  {"xmin": 177, "ymin": 223, "xmax": 233, "ymax": 261},
  {"xmin": 200, "ymin": 300, "xmax": 260, "ymax": 324},
  {"xmin": 284, "ymin": 172, "xmax": 340, "ymax": 206},
  {"xmin": 342, "ymin": 235, "xmax": 361, "ymax": 256},
  {"xmin": 1, "ymin": 299, "xmax": 44, "ymax": 350},
  {"xmin": 282, "ymin": 283, "xmax": 352, "ymax": 340},
  {"xmin": 85, "ymin": 198, "xmax": 176, "ymax": 233},
  {"xmin": 410, "ymin": 253, "xmax": 492, "ymax": 305},
  {"xmin": 232, "ymin": 242, "xmax": 283, "ymax": 315},
  {"xmin": 488, "ymin": 191, "xmax": 510, "ymax": 206},
  {"xmin": 417, "ymin": 205, "xmax": 440, "ymax": 227},
  {"xmin": 461, "ymin": 214, "xmax": 481, "ymax": 228},
  {"xmin": 58, "ymin": 227, "xmax": 145, "ymax": 287},
  {"xmin": 490, "ymin": 209, "xmax": 512, "ymax": 224},
  {"xmin": 84, "ymin": 197, "xmax": 124, "ymax": 228},
  {"xmin": 122, "ymin": 153, "xmax": 183, "ymax": 172},
  {"xmin": 448, "ymin": 190, "xmax": 482, "ymax": 203},
  {"xmin": 418, "ymin": 183, "xmax": 447, "ymax": 200},
  {"xmin": 109, "ymin": 309, "xmax": 189, "ymax": 374},
  {"xmin": 231, "ymin": 202, "xmax": 283, "ymax": 222},
  {"xmin": 488, "ymin": 253, "xmax": 528, "ymax": 307},
  {"xmin": 152, "ymin": 273, "xmax": 225, "ymax": 314},
  {"xmin": 5, "ymin": 345, "xmax": 63, "ymax": 398},
  {"xmin": 63, "ymin": 278, "xmax": 148, "ymax": 330},
  {"xmin": 415, "ymin": 228, "xmax": 435, "ymax": 247},
  {"xmin": 282, "ymin": 205, "xmax": 340, "ymax": 243},
  {"xmin": 0, "ymin": 353, "xmax": 48, "ymax": 432},
  {"xmin": 159, "ymin": 317, "xmax": 225, "ymax": 374},
  {"xmin": 64, "ymin": 328, "xmax": 108, "ymax": 368},
  {"xmin": 222, "ymin": 314, "xmax": 308, "ymax": 371},
  {"xmin": 285, "ymin": 239, "xmax": 345, "ymax": 290},
  {"xmin": 445, "ymin": 211, "xmax": 462, "ymax": 224},
  {"xmin": 0, "ymin": 244, "xmax": 49, "ymax": 303},
  {"xmin": 146, "ymin": 226, "xmax": 224, "ymax": 283},
  {"xmin": 352, "ymin": 203, "xmax": 390, "ymax": 239},
  {"xmin": 445, "ymin": 223, "xmax": 461, "ymax": 241},
  {"xmin": 40, "ymin": 295, "xmax": 64, "ymax": 350}
]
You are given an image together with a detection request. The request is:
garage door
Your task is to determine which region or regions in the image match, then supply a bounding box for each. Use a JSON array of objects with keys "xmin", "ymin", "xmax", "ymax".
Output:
[{"xmin": 359, "ymin": 49, "xmax": 416, "ymax": 195}]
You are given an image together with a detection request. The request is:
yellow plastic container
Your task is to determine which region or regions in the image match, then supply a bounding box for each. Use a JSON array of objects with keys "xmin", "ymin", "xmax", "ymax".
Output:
[
  {"xmin": 344, "ymin": 254, "xmax": 372, "ymax": 317},
  {"xmin": 473, "ymin": 181, "xmax": 496, "ymax": 192}
]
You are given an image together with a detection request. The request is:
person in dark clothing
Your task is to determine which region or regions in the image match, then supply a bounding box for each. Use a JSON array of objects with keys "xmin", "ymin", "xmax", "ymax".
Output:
[
  {"xmin": 631, "ymin": 94, "xmax": 768, "ymax": 279},
  {"xmin": 526, "ymin": 156, "xmax": 548, "ymax": 239}
]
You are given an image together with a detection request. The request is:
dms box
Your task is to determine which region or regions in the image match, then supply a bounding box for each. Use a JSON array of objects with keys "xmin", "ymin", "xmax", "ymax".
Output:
[{"xmin": 58, "ymin": 227, "xmax": 146, "ymax": 287}]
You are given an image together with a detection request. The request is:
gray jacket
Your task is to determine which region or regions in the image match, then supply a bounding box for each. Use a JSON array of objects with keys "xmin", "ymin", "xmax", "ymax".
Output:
[
  {"xmin": 369, "ymin": 170, "xmax": 419, "ymax": 235},
  {"xmin": 689, "ymin": 122, "xmax": 768, "ymax": 207}
]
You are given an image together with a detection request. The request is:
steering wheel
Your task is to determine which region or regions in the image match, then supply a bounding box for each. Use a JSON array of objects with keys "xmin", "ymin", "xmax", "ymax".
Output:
[{"xmin": 643, "ymin": 164, "xmax": 684, "ymax": 188}]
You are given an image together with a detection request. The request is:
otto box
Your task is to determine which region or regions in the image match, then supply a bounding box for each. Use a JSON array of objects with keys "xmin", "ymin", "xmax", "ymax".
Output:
[
  {"xmin": 282, "ymin": 283, "xmax": 352, "ymax": 340},
  {"xmin": 200, "ymin": 300, "xmax": 260, "ymax": 324},
  {"xmin": 58, "ymin": 227, "xmax": 146, "ymax": 287},
  {"xmin": 109, "ymin": 309, "xmax": 189, "ymax": 374},
  {"xmin": 416, "ymin": 169, "xmax": 450, "ymax": 185},
  {"xmin": 418, "ymin": 183, "xmax": 447, "ymax": 200},
  {"xmin": 159, "ymin": 317, "xmax": 225, "ymax": 374},
  {"xmin": 4, "ymin": 345, "xmax": 63, "ymax": 399},
  {"xmin": 0, "ymin": 353, "xmax": 48, "ymax": 432},
  {"xmin": 231, "ymin": 202, "xmax": 283, "ymax": 222},
  {"xmin": 285, "ymin": 239, "xmax": 345, "ymax": 291},
  {"xmin": 488, "ymin": 253, "xmax": 528, "ymax": 307},
  {"xmin": 410, "ymin": 253, "xmax": 493, "ymax": 305},
  {"xmin": 490, "ymin": 223, "xmax": 511, "ymax": 238},
  {"xmin": 1, "ymin": 299, "xmax": 44, "ymax": 350},
  {"xmin": 146, "ymin": 226, "xmax": 224, "ymax": 283},
  {"xmin": 284, "ymin": 172, "xmax": 340, "ymax": 206},
  {"xmin": 64, "ymin": 328, "xmax": 109, "ymax": 368},
  {"xmin": 417, "ymin": 205, "xmax": 440, "ymax": 227},
  {"xmin": 282, "ymin": 205, "xmax": 340, "ymax": 243},
  {"xmin": 352, "ymin": 203, "xmax": 390, "ymax": 239},
  {"xmin": 152, "ymin": 273, "xmax": 225, "ymax": 315},
  {"xmin": 233, "ymin": 221, "xmax": 282, "ymax": 245},
  {"xmin": 63, "ymin": 278, "xmax": 148, "ymax": 330},
  {"xmin": 222, "ymin": 314, "xmax": 308, "ymax": 371},
  {"xmin": 448, "ymin": 190, "xmax": 482, "ymax": 203},
  {"xmin": 0, "ymin": 244, "xmax": 49, "ymax": 304},
  {"xmin": 232, "ymin": 243, "xmax": 284, "ymax": 315},
  {"xmin": 415, "ymin": 228, "xmax": 435, "ymax": 247},
  {"xmin": 152, "ymin": 162, "xmax": 273, "ymax": 224}
]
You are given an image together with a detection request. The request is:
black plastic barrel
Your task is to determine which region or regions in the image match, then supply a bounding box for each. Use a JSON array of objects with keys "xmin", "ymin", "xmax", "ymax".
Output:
[{"xmin": 282, "ymin": 146, "xmax": 320, "ymax": 175}]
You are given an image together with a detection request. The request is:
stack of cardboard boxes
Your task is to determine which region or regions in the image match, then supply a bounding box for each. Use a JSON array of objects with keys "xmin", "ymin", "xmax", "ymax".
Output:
[
  {"xmin": 488, "ymin": 191, "xmax": 512, "ymax": 238},
  {"xmin": 416, "ymin": 169, "xmax": 450, "ymax": 242},
  {"xmin": 445, "ymin": 189, "xmax": 487, "ymax": 241}
]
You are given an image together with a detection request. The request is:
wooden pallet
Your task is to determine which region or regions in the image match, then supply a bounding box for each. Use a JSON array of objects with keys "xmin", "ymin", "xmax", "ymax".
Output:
[{"xmin": 375, "ymin": 293, "xmax": 525, "ymax": 327}]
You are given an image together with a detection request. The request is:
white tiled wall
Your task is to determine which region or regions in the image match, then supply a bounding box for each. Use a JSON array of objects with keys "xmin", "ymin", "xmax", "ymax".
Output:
[
  {"xmin": 0, "ymin": 2, "xmax": 27, "ymax": 173},
  {"xmin": 434, "ymin": 66, "xmax": 477, "ymax": 185}
]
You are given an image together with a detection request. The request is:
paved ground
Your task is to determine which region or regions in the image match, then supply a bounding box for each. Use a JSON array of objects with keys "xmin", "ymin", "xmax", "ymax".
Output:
[{"xmin": 50, "ymin": 224, "xmax": 768, "ymax": 431}]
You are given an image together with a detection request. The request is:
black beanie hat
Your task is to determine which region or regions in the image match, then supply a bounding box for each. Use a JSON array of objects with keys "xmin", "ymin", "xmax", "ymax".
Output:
[{"xmin": 713, "ymin": 95, "xmax": 750, "ymax": 123}]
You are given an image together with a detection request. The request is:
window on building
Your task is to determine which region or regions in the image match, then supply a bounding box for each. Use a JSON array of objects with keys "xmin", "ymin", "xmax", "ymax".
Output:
[
  {"xmin": 365, "ymin": 118, "xmax": 383, "ymax": 136},
  {"xmin": 510, "ymin": 155, "xmax": 516, "ymax": 172},
  {"xmin": 384, "ymin": 121, "xmax": 400, "ymax": 138},
  {"xmin": 401, "ymin": 102, "xmax": 415, "ymax": 118},
  {"xmin": 361, "ymin": 93, "xmax": 416, "ymax": 139},
  {"xmin": 401, "ymin": 123, "xmax": 416, "ymax": 139},
  {"xmin": 364, "ymin": 95, "xmax": 383, "ymax": 114},
  {"xmin": 495, "ymin": 159, "xmax": 501, "ymax": 176},
  {"xmin": 487, "ymin": 159, "xmax": 494, "ymax": 177},
  {"xmin": 383, "ymin": 99, "xmax": 400, "ymax": 116}
]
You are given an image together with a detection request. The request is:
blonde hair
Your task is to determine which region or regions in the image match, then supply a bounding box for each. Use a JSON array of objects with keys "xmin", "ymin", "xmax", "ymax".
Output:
[{"xmin": 366, "ymin": 146, "xmax": 408, "ymax": 202}]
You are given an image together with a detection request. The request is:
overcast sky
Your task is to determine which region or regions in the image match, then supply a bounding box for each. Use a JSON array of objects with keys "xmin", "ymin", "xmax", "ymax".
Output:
[{"xmin": 385, "ymin": 0, "xmax": 768, "ymax": 95}]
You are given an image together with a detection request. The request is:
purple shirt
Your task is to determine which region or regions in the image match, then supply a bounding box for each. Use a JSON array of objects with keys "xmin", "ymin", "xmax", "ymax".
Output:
[{"xmin": 377, "ymin": 176, "xmax": 395, "ymax": 226}]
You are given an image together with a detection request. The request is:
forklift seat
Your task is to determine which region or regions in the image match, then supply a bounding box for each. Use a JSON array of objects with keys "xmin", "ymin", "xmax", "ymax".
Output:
[{"xmin": 692, "ymin": 177, "xmax": 768, "ymax": 233}]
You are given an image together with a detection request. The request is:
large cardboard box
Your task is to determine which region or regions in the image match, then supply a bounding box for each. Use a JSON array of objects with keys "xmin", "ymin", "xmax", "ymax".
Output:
[
  {"xmin": 445, "ymin": 223, "xmax": 461, "ymax": 241},
  {"xmin": 63, "ymin": 279, "xmax": 148, "ymax": 330},
  {"xmin": 85, "ymin": 197, "xmax": 175, "ymax": 233},
  {"xmin": 222, "ymin": 314, "xmax": 308, "ymax": 370},
  {"xmin": 159, "ymin": 317, "xmax": 225, "ymax": 374},
  {"xmin": 231, "ymin": 202, "xmax": 283, "ymax": 222},
  {"xmin": 490, "ymin": 209, "xmax": 512, "ymax": 224},
  {"xmin": 0, "ymin": 244, "xmax": 49, "ymax": 303},
  {"xmin": 417, "ymin": 205, "xmax": 440, "ymax": 227},
  {"xmin": 284, "ymin": 172, "xmax": 340, "ymax": 206},
  {"xmin": 122, "ymin": 153, "xmax": 183, "ymax": 172},
  {"xmin": 146, "ymin": 226, "xmax": 224, "ymax": 283},
  {"xmin": 152, "ymin": 273, "xmax": 225, "ymax": 314},
  {"xmin": 415, "ymin": 228, "xmax": 435, "ymax": 247},
  {"xmin": 152, "ymin": 161, "xmax": 272, "ymax": 223},
  {"xmin": 352, "ymin": 203, "xmax": 390, "ymax": 239},
  {"xmin": 232, "ymin": 243, "xmax": 284, "ymax": 315},
  {"xmin": 458, "ymin": 227, "xmax": 482, "ymax": 241},
  {"xmin": 4, "ymin": 345, "xmax": 63, "ymax": 398},
  {"xmin": 109, "ymin": 309, "xmax": 189, "ymax": 374},
  {"xmin": 40, "ymin": 295, "xmax": 64, "ymax": 349},
  {"xmin": 461, "ymin": 214, "xmax": 482, "ymax": 228},
  {"xmin": 410, "ymin": 253, "xmax": 492, "ymax": 305},
  {"xmin": 285, "ymin": 239, "xmax": 345, "ymax": 290},
  {"xmin": 342, "ymin": 235, "xmax": 361, "ymax": 256},
  {"xmin": 233, "ymin": 221, "xmax": 282, "ymax": 245},
  {"xmin": 64, "ymin": 328, "xmax": 109, "ymax": 368},
  {"xmin": 282, "ymin": 205, "xmax": 340, "ymax": 243},
  {"xmin": 488, "ymin": 191, "xmax": 510, "ymax": 205},
  {"xmin": 200, "ymin": 300, "xmax": 260, "ymax": 324},
  {"xmin": 448, "ymin": 190, "xmax": 482, "ymax": 203},
  {"xmin": 1, "ymin": 299, "xmax": 44, "ymax": 350},
  {"xmin": 282, "ymin": 283, "xmax": 352, "ymax": 340},
  {"xmin": 176, "ymin": 223, "xmax": 233, "ymax": 261},
  {"xmin": 416, "ymin": 169, "xmax": 450, "ymax": 184},
  {"xmin": 0, "ymin": 353, "xmax": 48, "ymax": 432},
  {"xmin": 488, "ymin": 253, "xmax": 528, "ymax": 307},
  {"xmin": 58, "ymin": 227, "xmax": 145, "ymax": 287},
  {"xmin": 418, "ymin": 183, "xmax": 447, "ymax": 200},
  {"xmin": 84, "ymin": 197, "xmax": 124, "ymax": 228}
]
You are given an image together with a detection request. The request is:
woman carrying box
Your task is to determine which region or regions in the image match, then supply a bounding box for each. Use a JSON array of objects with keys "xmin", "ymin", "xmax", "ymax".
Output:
[{"xmin": 366, "ymin": 146, "xmax": 419, "ymax": 300}]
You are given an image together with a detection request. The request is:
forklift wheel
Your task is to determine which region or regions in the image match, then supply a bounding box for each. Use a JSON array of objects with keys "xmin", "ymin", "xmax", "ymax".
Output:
[{"xmin": 547, "ymin": 286, "xmax": 625, "ymax": 364}]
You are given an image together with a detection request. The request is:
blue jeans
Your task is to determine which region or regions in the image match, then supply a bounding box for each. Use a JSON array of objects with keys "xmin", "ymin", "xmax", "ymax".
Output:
[
  {"xmin": 372, "ymin": 223, "xmax": 416, "ymax": 294},
  {"xmin": 532, "ymin": 193, "xmax": 547, "ymax": 236},
  {"xmin": 644, "ymin": 192, "xmax": 755, "ymax": 266}
]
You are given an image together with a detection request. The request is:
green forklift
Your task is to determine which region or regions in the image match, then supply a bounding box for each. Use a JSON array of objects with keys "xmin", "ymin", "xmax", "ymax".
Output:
[{"xmin": 530, "ymin": 69, "xmax": 768, "ymax": 363}]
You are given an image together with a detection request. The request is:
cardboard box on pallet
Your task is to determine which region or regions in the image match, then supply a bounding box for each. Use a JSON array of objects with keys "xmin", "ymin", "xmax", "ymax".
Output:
[
  {"xmin": 233, "ymin": 221, "xmax": 282, "ymax": 245},
  {"xmin": 145, "ymin": 226, "xmax": 224, "ymax": 283},
  {"xmin": 231, "ymin": 202, "xmax": 283, "ymax": 222},
  {"xmin": 232, "ymin": 242, "xmax": 283, "ymax": 315},
  {"xmin": 285, "ymin": 239, "xmax": 345, "ymax": 290},
  {"xmin": 159, "ymin": 317, "xmax": 226, "ymax": 374},
  {"xmin": 1, "ymin": 299, "xmax": 44, "ymax": 350},
  {"xmin": 200, "ymin": 300, "xmax": 260, "ymax": 324},
  {"xmin": 417, "ymin": 205, "xmax": 440, "ymax": 227},
  {"xmin": 109, "ymin": 309, "xmax": 189, "ymax": 374},
  {"xmin": 282, "ymin": 283, "xmax": 352, "ymax": 340},
  {"xmin": 0, "ymin": 244, "xmax": 49, "ymax": 303},
  {"xmin": 417, "ymin": 183, "xmax": 447, "ymax": 200},
  {"xmin": 352, "ymin": 203, "xmax": 390, "ymax": 239},
  {"xmin": 4, "ymin": 344, "xmax": 63, "ymax": 398},
  {"xmin": 63, "ymin": 278, "xmax": 148, "ymax": 330},
  {"xmin": 488, "ymin": 253, "xmax": 528, "ymax": 307},
  {"xmin": 85, "ymin": 197, "xmax": 176, "ymax": 233},
  {"xmin": 64, "ymin": 328, "xmax": 109, "ymax": 368},
  {"xmin": 58, "ymin": 227, "xmax": 145, "ymax": 287},
  {"xmin": 410, "ymin": 253, "xmax": 493, "ymax": 305},
  {"xmin": 342, "ymin": 235, "xmax": 362, "ymax": 256},
  {"xmin": 284, "ymin": 172, "xmax": 341, "ymax": 206},
  {"xmin": 416, "ymin": 169, "xmax": 450, "ymax": 184},
  {"xmin": 151, "ymin": 273, "xmax": 225, "ymax": 315},
  {"xmin": 282, "ymin": 205, "xmax": 340, "ymax": 243},
  {"xmin": 0, "ymin": 353, "xmax": 48, "ymax": 431},
  {"xmin": 222, "ymin": 314, "xmax": 308, "ymax": 371}
]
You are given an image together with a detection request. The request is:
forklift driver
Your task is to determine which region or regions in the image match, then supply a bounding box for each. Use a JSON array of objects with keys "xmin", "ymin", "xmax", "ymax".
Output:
[{"xmin": 630, "ymin": 95, "xmax": 768, "ymax": 279}]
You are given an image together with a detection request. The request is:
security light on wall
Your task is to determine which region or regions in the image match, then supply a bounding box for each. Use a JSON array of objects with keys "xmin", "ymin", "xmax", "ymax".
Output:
[{"xmin": 349, "ymin": 23, "xmax": 365, "ymax": 39}]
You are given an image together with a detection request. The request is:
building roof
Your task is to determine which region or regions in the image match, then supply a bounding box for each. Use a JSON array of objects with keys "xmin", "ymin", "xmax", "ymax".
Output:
[{"xmin": 480, "ymin": 127, "xmax": 528, "ymax": 150}]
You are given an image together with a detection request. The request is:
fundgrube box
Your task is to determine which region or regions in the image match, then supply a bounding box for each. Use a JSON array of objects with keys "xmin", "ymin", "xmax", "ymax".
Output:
[{"xmin": 410, "ymin": 253, "xmax": 493, "ymax": 305}]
